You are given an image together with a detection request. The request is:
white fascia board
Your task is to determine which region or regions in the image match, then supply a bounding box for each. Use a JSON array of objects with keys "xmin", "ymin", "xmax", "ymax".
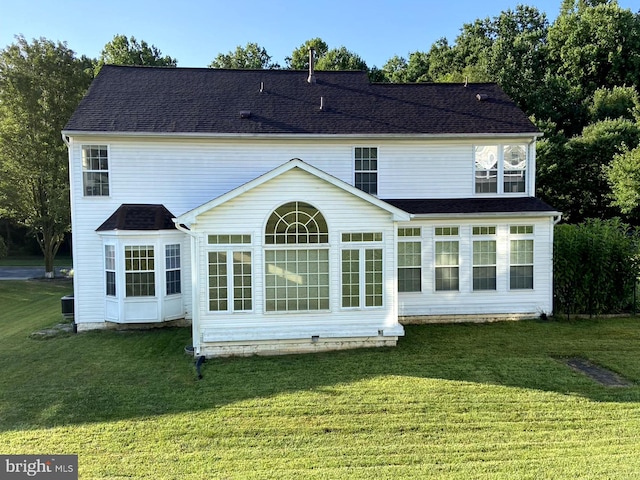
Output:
[
  {"xmin": 410, "ymin": 210, "xmax": 561, "ymax": 220},
  {"xmin": 96, "ymin": 229, "xmax": 186, "ymax": 237},
  {"xmin": 176, "ymin": 159, "xmax": 411, "ymax": 225},
  {"xmin": 62, "ymin": 130, "xmax": 543, "ymax": 141}
]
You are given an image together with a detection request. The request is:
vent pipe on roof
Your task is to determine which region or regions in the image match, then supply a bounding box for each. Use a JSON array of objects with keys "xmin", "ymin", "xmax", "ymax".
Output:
[
  {"xmin": 320, "ymin": 96, "xmax": 325, "ymax": 110},
  {"xmin": 476, "ymin": 93, "xmax": 489, "ymax": 101},
  {"xmin": 260, "ymin": 81, "xmax": 264, "ymax": 93},
  {"xmin": 307, "ymin": 48, "xmax": 316, "ymax": 84}
]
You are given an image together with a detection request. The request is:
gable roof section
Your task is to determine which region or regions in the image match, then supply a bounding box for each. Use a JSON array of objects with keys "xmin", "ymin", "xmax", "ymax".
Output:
[
  {"xmin": 384, "ymin": 197, "xmax": 559, "ymax": 217},
  {"xmin": 176, "ymin": 159, "xmax": 411, "ymax": 225},
  {"xmin": 97, "ymin": 204, "xmax": 177, "ymax": 231},
  {"xmin": 64, "ymin": 65, "xmax": 539, "ymax": 137}
]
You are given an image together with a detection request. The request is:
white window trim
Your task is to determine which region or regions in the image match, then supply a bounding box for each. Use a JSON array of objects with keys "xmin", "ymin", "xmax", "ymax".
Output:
[
  {"xmin": 434, "ymin": 226, "xmax": 460, "ymax": 293},
  {"xmin": 81, "ymin": 144, "xmax": 110, "ymax": 197},
  {"xmin": 508, "ymin": 225, "xmax": 535, "ymax": 291},
  {"xmin": 207, "ymin": 248, "xmax": 254, "ymax": 314},
  {"xmin": 354, "ymin": 146, "xmax": 379, "ymax": 196},
  {"xmin": 473, "ymin": 144, "xmax": 528, "ymax": 195},
  {"xmin": 397, "ymin": 227, "xmax": 422, "ymax": 294}
]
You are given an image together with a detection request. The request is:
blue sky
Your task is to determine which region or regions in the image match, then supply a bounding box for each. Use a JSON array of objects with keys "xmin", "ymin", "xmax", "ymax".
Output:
[{"xmin": 1, "ymin": 0, "xmax": 637, "ymax": 68}]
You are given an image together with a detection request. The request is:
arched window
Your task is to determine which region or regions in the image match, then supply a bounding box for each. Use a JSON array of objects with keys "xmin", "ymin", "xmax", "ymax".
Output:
[
  {"xmin": 264, "ymin": 202, "xmax": 329, "ymax": 312},
  {"xmin": 265, "ymin": 201, "xmax": 328, "ymax": 244}
]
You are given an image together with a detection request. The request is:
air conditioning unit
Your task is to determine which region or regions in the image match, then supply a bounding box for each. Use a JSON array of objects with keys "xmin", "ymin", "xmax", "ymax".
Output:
[{"xmin": 61, "ymin": 295, "xmax": 74, "ymax": 319}]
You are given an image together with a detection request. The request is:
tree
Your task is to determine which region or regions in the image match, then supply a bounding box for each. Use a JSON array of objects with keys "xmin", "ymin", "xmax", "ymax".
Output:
[
  {"xmin": 0, "ymin": 36, "xmax": 92, "ymax": 276},
  {"xmin": 547, "ymin": 0, "xmax": 640, "ymax": 99},
  {"xmin": 588, "ymin": 86, "xmax": 640, "ymax": 123},
  {"xmin": 286, "ymin": 38, "xmax": 329, "ymax": 70},
  {"xmin": 537, "ymin": 118, "xmax": 640, "ymax": 222},
  {"xmin": 209, "ymin": 42, "xmax": 277, "ymax": 69},
  {"xmin": 96, "ymin": 34, "xmax": 177, "ymax": 74},
  {"xmin": 286, "ymin": 39, "xmax": 366, "ymax": 71},
  {"xmin": 608, "ymin": 146, "xmax": 640, "ymax": 219},
  {"xmin": 315, "ymin": 46, "xmax": 367, "ymax": 71}
]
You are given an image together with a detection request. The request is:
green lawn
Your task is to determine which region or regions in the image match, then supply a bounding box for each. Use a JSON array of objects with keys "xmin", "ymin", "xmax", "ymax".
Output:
[
  {"xmin": 1, "ymin": 280, "xmax": 640, "ymax": 479},
  {"xmin": 0, "ymin": 255, "xmax": 72, "ymax": 267}
]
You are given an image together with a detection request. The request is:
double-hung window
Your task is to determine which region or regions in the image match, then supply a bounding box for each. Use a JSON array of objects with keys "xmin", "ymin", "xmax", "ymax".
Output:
[
  {"xmin": 82, "ymin": 145, "xmax": 109, "ymax": 196},
  {"xmin": 341, "ymin": 232, "xmax": 384, "ymax": 308},
  {"xmin": 472, "ymin": 226, "xmax": 497, "ymax": 291},
  {"xmin": 355, "ymin": 147, "xmax": 378, "ymax": 195},
  {"xmin": 474, "ymin": 145, "xmax": 527, "ymax": 194},
  {"xmin": 165, "ymin": 244, "xmax": 181, "ymax": 295},
  {"xmin": 105, "ymin": 245, "xmax": 116, "ymax": 296},
  {"xmin": 510, "ymin": 226, "xmax": 534, "ymax": 289},
  {"xmin": 125, "ymin": 246, "xmax": 155, "ymax": 297},
  {"xmin": 208, "ymin": 235, "xmax": 252, "ymax": 312},
  {"xmin": 398, "ymin": 228, "xmax": 421, "ymax": 292},
  {"xmin": 435, "ymin": 227, "xmax": 459, "ymax": 291}
]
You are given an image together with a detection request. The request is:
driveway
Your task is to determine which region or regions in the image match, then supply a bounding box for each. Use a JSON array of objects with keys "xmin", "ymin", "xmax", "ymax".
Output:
[{"xmin": 0, "ymin": 266, "xmax": 71, "ymax": 280}]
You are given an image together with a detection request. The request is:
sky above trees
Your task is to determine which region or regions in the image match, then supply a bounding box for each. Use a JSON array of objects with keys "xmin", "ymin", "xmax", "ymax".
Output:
[{"xmin": 2, "ymin": 0, "xmax": 636, "ymax": 69}]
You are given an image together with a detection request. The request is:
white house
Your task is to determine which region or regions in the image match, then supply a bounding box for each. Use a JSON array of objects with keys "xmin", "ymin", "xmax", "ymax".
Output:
[{"xmin": 62, "ymin": 65, "xmax": 560, "ymax": 357}]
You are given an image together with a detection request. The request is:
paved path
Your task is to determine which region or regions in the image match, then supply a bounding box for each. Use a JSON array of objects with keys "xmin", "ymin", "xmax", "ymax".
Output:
[{"xmin": 0, "ymin": 266, "xmax": 71, "ymax": 280}]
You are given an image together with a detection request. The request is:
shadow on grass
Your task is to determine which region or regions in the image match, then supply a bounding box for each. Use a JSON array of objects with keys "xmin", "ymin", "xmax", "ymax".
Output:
[{"xmin": 1, "ymin": 314, "xmax": 640, "ymax": 432}]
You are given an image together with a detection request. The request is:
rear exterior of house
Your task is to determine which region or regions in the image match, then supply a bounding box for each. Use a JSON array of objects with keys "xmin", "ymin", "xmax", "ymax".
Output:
[{"xmin": 63, "ymin": 65, "xmax": 559, "ymax": 357}]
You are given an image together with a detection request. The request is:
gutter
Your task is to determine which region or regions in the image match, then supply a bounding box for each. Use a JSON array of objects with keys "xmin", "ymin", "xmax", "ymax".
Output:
[
  {"xmin": 61, "ymin": 130, "xmax": 544, "ymax": 141},
  {"xmin": 409, "ymin": 210, "xmax": 562, "ymax": 220}
]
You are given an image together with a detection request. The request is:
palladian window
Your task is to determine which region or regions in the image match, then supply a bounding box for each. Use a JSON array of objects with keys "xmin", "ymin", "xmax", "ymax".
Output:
[{"xmin": 264, "ymin": 202, "xmax": 329, "ymax": 312}]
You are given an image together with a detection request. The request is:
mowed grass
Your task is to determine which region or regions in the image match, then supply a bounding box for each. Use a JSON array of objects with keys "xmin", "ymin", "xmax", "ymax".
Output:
[{"xmin": 1, "ymin": 281, "xmax": 640, "ymax": 479}]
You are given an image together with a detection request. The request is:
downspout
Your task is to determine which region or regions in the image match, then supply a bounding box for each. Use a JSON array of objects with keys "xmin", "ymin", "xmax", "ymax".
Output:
[{"xmin": 174, "ymin": 221, "xmax": 201, "ymax": 356}]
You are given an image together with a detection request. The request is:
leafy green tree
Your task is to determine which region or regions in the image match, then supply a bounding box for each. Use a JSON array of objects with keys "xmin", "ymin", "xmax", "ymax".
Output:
[
  {"xmin": 547, "ymin": 0, "xmax": 640, "ymax": 98},
  {"xmin": 0, "ymin": 36, "xmax": 92, "ymax": 276},
  {"xmin": 285, "ymin": 39, "xmax": 366, "ymax": 71},
  {"xmin": 96, "ymin": 34, "xmax": 177, "ymax": 74},
  {"xmin": 210, "ymin": 42, "xmax": 277, "ymax": 69},
  {"xmin": 588, "ymin": 86, "xmax": 640, "ymax": 123},
  {"xmin": 608, "ymin": 146, "xmax": 640, "ymax": 219},
  {"xmin": 538, "ymin": 118, "xmax": 640, "ymax": 222},
  {"xmin": 315, "ymin": 46, "xmax": 367, "ymax": 71},
  {"xmin": 285, "ymin": 38, "xmax": 329, "ymax": 70}
]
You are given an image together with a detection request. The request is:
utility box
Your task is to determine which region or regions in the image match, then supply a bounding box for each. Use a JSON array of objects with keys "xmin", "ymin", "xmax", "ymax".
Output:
[{"xmin": 61, "ymin": 295, "xmax": 74, "ymax": 319}]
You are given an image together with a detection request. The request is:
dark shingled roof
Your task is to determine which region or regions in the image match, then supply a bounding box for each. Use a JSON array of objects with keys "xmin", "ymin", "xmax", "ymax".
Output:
[
  {"xmin": 383, "ymin": 197, "xmax": 558, "ymax": 215},
  {"xmin": 96, "ymin": 204, "xmax": 177, "ymax": 231},
  {"xmin": 65, "ymin": 65, "xmax": 539, "ymax": 136}
]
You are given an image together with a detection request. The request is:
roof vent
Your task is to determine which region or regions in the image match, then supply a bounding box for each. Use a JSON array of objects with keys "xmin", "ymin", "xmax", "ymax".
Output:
[
  {"xmin": 307, "ymin": 48, "xmax": 316, "ymax": 84},
  {"xmin": 319, "ymin": 96, "xmax": 325, "ymax": 111},
  {"xmin": 476, "ymin": 93, "xmax": 489, "ymax": 101},
  {"xmin": 239, "ymin": 110, "xmax": 251, "ymax": 119}
]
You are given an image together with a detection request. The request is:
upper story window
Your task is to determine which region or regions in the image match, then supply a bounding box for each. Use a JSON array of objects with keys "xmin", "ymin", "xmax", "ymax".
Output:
[
  {"xmin": 475, "ymin": 145, "xmax": 527, "ymax": 194},
  {"xmin": 355, "ymin": 147, "xmax": 378, "ymax": 195},
  {"xmin": 82, "ymin": 145, "xmax": 109, "ymax": 196}
]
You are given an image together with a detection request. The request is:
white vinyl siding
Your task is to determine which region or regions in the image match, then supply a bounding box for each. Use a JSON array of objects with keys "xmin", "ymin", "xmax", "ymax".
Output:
[{"xmin": 397, "ymin": 219, "xmax": 554, "ymax": 318}]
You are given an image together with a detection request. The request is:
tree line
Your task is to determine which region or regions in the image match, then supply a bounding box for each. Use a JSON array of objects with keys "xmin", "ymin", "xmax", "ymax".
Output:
[{"xmin": 1, "ymin": 0, "xmax": 640, "ymax": 275}]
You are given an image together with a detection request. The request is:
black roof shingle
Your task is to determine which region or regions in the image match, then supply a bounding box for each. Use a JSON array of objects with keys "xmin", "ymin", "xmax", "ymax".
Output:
[
  {"xmin": 65, "ymin": 65, "xmax": 539, "ymax": 136},
  {"xmin": 383, "ymin": 197, "xmax": 558, "ymax": 215},
  {"xmin": 96, "ymin": 204, "xmax": 177, "ymax": 231}
]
